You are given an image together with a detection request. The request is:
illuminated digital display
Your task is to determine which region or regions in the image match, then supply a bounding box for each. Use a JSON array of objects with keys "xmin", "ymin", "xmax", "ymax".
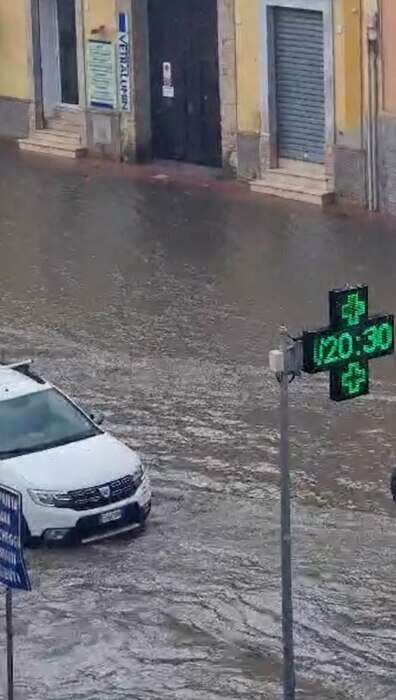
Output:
[
  {"xmin": 329, "ymin": 286, "xmax": 368, "ymax": 328},
  {"xmin": 304, "ymin": 315, "xmax": 394, "ymax": 372},
  {"xmin": 330, "ymin": 360, "xmax": 369, "ymax": 402},
  {"xmin": 303, "ymin": 286, "xmax": 394, "ymax": 401}
]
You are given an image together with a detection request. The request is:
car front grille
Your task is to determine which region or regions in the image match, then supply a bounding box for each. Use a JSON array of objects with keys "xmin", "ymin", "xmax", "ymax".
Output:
[
  {"xmin": 67, "ymin": 475, "xmax": 139, "ymax": 511},
  {"xmin": 76, "ymin": 503, "xmax": 143, "ymax": 540}
]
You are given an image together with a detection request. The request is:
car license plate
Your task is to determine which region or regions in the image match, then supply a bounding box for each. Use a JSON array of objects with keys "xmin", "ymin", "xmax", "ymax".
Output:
[{"xmin": 100, "ymin": 509, "xmax": 122, "ymax": 525}]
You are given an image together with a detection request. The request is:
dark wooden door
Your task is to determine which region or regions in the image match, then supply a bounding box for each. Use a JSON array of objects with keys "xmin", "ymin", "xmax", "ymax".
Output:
[
  {"xmin": 148, "ymin": 0, "xmax": 222, "ymax": 167},
  {"xmin": 57, "ymin": 0, "xmax": 79, "ymax": 105}
]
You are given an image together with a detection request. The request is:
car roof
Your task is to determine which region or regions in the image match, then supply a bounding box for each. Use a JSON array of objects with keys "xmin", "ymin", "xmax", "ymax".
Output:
[{"xmin": 0, "ymin": 367, "xmax": 51, "ymax": 402}]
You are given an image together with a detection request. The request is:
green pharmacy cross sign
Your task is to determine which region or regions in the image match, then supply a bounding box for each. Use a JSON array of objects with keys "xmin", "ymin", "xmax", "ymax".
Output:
[{"xmin": 302, "ymin": 285, "xmax": 394, "ymax": 401}]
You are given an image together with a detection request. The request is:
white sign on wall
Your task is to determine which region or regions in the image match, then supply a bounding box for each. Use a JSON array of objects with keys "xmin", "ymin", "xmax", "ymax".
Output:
[
  {"xmin": 162, "ymin": 61, "xmax": 174, "ymax": 98},
  {"xmin": 87, "ymin": 40, "xmax": 117, "ymax": 109}
]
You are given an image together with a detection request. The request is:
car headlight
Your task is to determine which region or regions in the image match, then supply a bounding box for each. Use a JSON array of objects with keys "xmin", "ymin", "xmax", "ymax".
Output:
[{"xmin": 28, "ymin": 489, "xmax": 72, "ymax": 508}]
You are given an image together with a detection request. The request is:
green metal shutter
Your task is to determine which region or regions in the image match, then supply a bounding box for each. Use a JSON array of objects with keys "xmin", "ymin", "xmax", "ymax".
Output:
[{"xmin": 274, "ymin": 8, "xmax": 325, "ymax": 164}]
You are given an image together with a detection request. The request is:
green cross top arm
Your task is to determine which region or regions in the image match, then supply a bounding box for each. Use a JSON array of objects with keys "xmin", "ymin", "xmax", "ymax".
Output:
[{"xmin": 341, "ymin": 292, "xmax": 367, "ymax": 327}]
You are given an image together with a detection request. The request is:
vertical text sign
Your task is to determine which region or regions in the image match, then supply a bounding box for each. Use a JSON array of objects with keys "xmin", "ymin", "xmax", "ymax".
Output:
[
  {"xmin": 0, "ymin": 487, "xmax": 30, "ymax": 591},
  {"xmin": 118, "ymin": 13, "xmax": 131, "ymax": 111}
]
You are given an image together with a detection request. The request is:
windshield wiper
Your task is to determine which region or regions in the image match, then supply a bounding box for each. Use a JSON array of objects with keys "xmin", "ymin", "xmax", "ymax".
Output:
[
  {"xmin": 0, "ymin": 447, "xmax": 35, "ymax": 459},
  {"xmin": 0, "ymin": 430, "xmax": 98, "ymax": 460}
]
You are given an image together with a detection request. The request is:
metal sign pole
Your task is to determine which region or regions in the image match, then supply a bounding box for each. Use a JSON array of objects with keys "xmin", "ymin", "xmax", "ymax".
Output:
[
  {"xmin": 0, "ymin": 486, "xmax": 31, "ymax": 700},
  {"xmin": 269, "ymin": 287, "xmax": 394, "ymax": 697},
  {"xmin": 279, "ymin": 327, "xmax": 295, "ymax": 700},
  {"xmin": 6, "ymin": 587, "xmax": 13, "ymax": 700}
]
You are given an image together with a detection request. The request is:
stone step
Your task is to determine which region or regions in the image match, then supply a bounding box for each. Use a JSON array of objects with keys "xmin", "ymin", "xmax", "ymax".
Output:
[
  {"xmin": 278, "ymin": 158, "xmax": 324, "ymax": 176},
  {"xmin": 28, "ymin": 130, "xmax": 81, "ymax": 145},
  {"xmin": 46, "ymin": 119, "xmax": 82, "ymax": 134},
  {"xmin": 18, "ymin": 138, "xmax": 86, "ymax": 159},
  {"xmin": 52, "ymin": 107, "xmax": 83, "ymax": 124},
  {"xmin": 263, "ymin": 168, "xmax": 333, "ymax": 192},
  {"xmin": 251, "ymin": 180, "xmax": 335, "ymax": 206}
]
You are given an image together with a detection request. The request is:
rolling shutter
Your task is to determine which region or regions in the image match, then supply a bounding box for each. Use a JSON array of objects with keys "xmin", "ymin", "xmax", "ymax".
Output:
[{"xmin": 274, "ymin": 8, "xmax": 325, "ymax": 164}]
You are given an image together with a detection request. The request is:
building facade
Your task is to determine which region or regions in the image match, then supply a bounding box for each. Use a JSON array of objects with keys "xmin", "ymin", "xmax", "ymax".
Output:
[
  {"xmin": 235, "ymin": 0, "xmax": 363, "ymax": 205},
  {"xmin": 1, "ymin": 1, "xmax": 396, "ymax": 215},
  {"xmin": 0, "ymin": 3, "xmax": 31, "ymax": 139},
  {"xmin": 234, "ymin": 0, "xmax": 396, "ymax": 214},
  {"xmin": 0, "ymin": 0, "xmax": 237, "ymax": 167}
]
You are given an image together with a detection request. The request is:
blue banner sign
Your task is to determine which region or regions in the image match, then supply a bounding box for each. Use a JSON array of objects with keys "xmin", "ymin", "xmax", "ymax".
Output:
[
  {"xmin": 0, "ymin": 487, "xmax": 30, "ymax": 591},
  {"xmin": 118, "ymin": 12, "xmax": 131, "ymax": 111}
]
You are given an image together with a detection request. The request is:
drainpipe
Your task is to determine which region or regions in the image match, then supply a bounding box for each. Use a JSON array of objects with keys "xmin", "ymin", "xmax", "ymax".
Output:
[{"xmin": 366, "ymin": 13, "xmax": 379, "ymax": 212}]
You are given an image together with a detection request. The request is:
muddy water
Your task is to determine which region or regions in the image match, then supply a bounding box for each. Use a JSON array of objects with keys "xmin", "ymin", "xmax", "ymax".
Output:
[{"xmin": 1, "ymin": 147, "xmax": 396, "ymax": 698}]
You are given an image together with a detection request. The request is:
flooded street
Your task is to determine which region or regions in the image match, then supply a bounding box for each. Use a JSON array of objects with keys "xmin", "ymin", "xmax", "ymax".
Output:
[{"xmin": 1, "ymin": 146, "xmax": 396, "ymax": 698}]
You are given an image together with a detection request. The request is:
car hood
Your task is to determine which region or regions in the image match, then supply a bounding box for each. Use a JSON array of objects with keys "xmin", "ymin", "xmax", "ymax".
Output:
[{"xmin": 0, "ymin": 434, "xmax": 141, "ymax": 491}]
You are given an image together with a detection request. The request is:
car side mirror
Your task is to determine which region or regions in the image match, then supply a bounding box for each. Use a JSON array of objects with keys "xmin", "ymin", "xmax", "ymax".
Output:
[{"xmin": 90, "ymin": 411, "xmax": 104, "ymax": 426}]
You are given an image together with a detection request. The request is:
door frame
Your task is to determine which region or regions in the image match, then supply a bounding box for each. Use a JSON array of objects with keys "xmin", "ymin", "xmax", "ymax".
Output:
[
  {"xmin": 26, "ymin": 0, "xmax": 86, "ymax": 131},
  {"xmin": 216, "ymin": 0, "xmax": 238, "ymax": 172},
  {"xmin": 147, "ymin": 0, "xmax": 223, "ymax": 167},
  {"xmin": 259, "ymin": 0, "xmax": 334, "ymax": 172},
  {"xmin": 132, "ymin": 0, "xmax": 237, "ymax": 172},
  {"xmin": 38, "ymin": 0, "xmax": 61, "ymax": 117}
]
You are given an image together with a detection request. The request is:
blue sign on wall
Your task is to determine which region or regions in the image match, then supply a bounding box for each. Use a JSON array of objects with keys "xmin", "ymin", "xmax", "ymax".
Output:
[
  {"xmin": 0, "ymin": 487, "xmax": 30, "ymax": 591},
  {"xmin": 118, "ymin": 12, "xmax": 131, "ymax": 111}
]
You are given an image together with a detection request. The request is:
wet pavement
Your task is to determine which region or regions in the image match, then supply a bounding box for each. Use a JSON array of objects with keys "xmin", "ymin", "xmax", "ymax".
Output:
[{"xmin": 1, "ymin": 144, "xmax": 396, "ymax": 698}]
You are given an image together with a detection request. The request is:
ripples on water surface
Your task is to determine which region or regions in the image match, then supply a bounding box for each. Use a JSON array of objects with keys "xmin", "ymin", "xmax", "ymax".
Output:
[{"xmin": 0, "ymin": 150, "xmax": 396, "ymax": 698}]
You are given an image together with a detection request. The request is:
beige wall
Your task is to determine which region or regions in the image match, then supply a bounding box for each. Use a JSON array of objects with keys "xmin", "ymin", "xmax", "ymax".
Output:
[
  {"xmin": 333, "ymin": 0, "xmax": 362, "ymax": 145},
  {"xmin": 235, "ymin": 0, "xmax": 364, "ymax": 142},
  {"xmin": 382, "ymin": 0, "xmax": 396, "ymax": 113},
  {"xmin": 84, "ymin": 0, "xmax": 117, "ymax": 40},
  {"xmin": 0, "ymin": 1, "xmax": 29, "ymax": 99},
  {"xmin": 235, "ymin": 0, "xmax": 260, "ymax": 134}
]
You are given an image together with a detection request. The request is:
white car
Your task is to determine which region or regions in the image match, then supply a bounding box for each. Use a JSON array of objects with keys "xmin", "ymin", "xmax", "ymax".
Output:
[{"xmin": 0, "ymin": 360, "xmax": 151, "ymax": 546}]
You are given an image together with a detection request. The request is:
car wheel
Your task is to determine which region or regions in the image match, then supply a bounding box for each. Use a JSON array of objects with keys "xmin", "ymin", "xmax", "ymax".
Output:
[
  {"xmin": 141, "ymin": 501, "xmax": 151, "ymax": 528},
  {"xmin": 144, "ymin": 500, "xmax": 152, "ymax": 519},
  {"xmin": 21, "ymin": 516, "xmax": 32, "ymax": 548}
]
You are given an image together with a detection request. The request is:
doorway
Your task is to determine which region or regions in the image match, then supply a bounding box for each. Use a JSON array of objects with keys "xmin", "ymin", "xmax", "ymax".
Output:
[
  {"xmin": 39, "ymin": 0, "xmax": 79, "ymax": 118},
  {"xmin": 148, "ymin": 0, "xmax": 222, "ymax": 167}
]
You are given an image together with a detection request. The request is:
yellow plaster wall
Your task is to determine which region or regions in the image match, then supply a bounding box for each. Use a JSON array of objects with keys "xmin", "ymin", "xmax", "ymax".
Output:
[
  {"xmin": 334, "ymin": 0, "xmax": 362, "ymax": 142},
  {"xmin": 235, "ymin": 0, "xmax": 363, "ymax": 141},
  {"xmin": 0, "ymin": 1, "xmax": 29, "ymax": 99},
  {"xmin": 84, "ymin": 0, "xmax": 117, "ymax": 41},
  {"xmin": 361, "ymin": 0, "xmax": 379, "ymax": 115},
  {"xmin": 235, "ymin": 0, "xmax": 260, "ymax": 134}
]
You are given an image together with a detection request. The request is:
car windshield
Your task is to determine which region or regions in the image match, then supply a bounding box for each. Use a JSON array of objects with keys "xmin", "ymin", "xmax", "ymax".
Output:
[{"xmin": 0, "ymin": 388, "xmax": 100, "ymax": 459}]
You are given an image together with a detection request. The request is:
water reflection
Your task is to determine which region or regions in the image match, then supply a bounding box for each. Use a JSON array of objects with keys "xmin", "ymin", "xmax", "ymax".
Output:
[{"xmin": 0, "ymin": 147, "xmax": 396, "ymax": 698}]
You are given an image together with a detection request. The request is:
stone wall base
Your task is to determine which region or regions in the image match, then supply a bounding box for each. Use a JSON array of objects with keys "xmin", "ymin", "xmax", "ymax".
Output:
[
  {"xmin": 0, "ymin": 97, "xmax": 30, "ymax": 139},
  {"xmin": 236, "ymin": 132, "xmax": 260, "ymax": 180},
  {"xmin": 378, "ymin": 113, "xmax": 396, "ymax": 217},
  {"xmin": 85, "ymin": 110, "xmax": 121, "ymax": 160},
  {"xmin": 334, "ymin": 146, "xmax": 366, "ymax": 205}
]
